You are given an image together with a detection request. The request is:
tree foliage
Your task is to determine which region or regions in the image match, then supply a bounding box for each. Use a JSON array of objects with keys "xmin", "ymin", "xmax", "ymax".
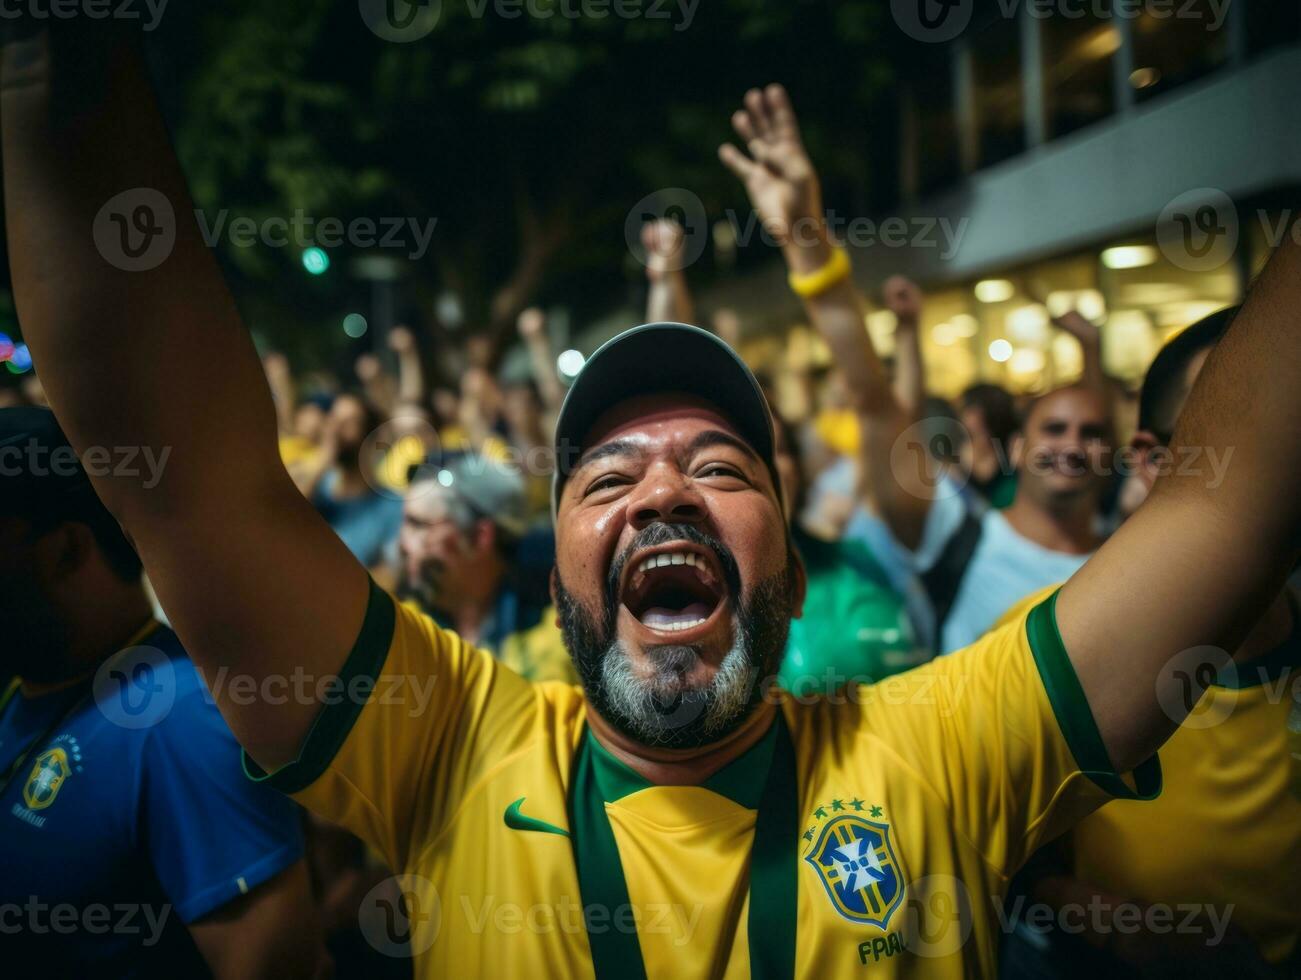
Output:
[{"xmin": 175, "ymin": 0, "xmax": 894, "ymax": 363}]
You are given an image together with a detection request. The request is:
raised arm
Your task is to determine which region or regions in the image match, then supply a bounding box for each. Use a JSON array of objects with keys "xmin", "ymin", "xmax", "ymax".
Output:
[
  {"xmin": 882, "ymin": 275, "xmax": 926, "ymax": 417},
  {"xmin": 517, "ymin": 307, "xmax": 566, "ymax": 417},
  {"xmin": 262, "ymin": 352, "xmax": 297, "ymax": 438},
  {"xmin": 1, "ymin": 26, "xmax": 368, "ymax": 769},
  {"xmin": 718, "ymin": 85, "xmax": 932, "ymax": 548},
  {"xmin": 1057, "ymin": 235, "xmax": 1301, "ymax": 772},
  {"xmin": 388, "ymin": 324, "xmax": 427, "ymax": 408},
  {"xmin": 643, "ymin": 218, "xmax": 696, "ymax": 325}
]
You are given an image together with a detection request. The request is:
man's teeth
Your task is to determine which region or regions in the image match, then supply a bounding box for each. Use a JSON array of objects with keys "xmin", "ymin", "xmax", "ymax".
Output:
[
  {"xmin": 640, "ymin": 607, "xmax": 711, "ymax": 632},
  {"xmin": 636, "ymin": 551, "xmax": 701, "ymax": 575}
]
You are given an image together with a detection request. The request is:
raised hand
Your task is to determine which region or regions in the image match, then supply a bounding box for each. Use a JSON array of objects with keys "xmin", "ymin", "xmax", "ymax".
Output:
[
  {"xmin": 388, "ymin": 325, "xmax": 416, "ymax": 353},
  {"xmin": 718, "ymin": 84, "xmax": 824, "ymax": 248},
  {"xmin": 355, "ymin": 352, "xmax": 382, "ymax": 383},
  {"xmin": 641, "ymin": 219, "xmax": 687, "ymax": 280},
  {"xmin": 1051, "ymin": 309, "xmax": 1101, "ymax": 347},
  {"xmin": 517, "ymin": 307, "xmax": 547, "ymax": 341},
  {"xmin": 882, "ymin": 275, "xmax": 923, "ymax": 329}
]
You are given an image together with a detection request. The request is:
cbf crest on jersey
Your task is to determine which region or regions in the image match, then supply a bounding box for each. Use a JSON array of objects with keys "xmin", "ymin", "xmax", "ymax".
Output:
[
  {"xmin": 804, "ymin": 813, "xmax": 904, "ymax": 929},
  {"xmin": 23, "ymin": 747, "xmax": 71, "ymax": 811}
]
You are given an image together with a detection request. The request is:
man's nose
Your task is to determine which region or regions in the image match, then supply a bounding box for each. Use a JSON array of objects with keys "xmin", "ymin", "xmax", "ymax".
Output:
[{"xmin": 626, "ymin": 465, "xmax": 706, "ymax": 530}]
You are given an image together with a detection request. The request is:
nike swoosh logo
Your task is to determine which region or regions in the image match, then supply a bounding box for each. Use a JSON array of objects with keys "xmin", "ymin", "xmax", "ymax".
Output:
[{"xmin": 503, "ymin": 797, "xmax": 570, "ymax": 838}]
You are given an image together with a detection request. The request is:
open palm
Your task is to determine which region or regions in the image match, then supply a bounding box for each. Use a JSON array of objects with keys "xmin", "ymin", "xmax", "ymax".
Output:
[{"xmin": 719, "ymin": 84, "xmax": 824, "ymax": 246}]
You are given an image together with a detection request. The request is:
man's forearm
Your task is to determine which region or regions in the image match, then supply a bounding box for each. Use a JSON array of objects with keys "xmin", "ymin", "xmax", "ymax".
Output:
[
  {"xmin": 2, "ymin": 28, "xmax": 286, "ymax": 511},
  {"xmin": 3, "ymin": 26, "xmax": 371, "ymax": 770},
  {"xmin": 892, "ymin": 322, "xmax": 924, "ymax": 417},
  {"xmin": 646, "ymin": 269, "xmax": 695, "ymax": 325},
  {"xmin": 395, "ymin": 348, "xmax": 426, "ymax": 407},
  {"xmin": 784, "ymin": 231, "xmax": 930, "ymax": 546},
  {"xmin": 1058, "ymin": 236, "xmax": 1301, "ymax": 773}
]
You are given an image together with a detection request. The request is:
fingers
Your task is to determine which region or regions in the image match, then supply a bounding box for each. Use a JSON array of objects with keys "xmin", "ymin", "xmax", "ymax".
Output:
[
  {"xmin": 764, "ymin": 83, "xmax": 800, "ymax": 142},
  {"xmin": 731, "ymin": 108, "xmax": 757, "ymax": 144},
  {"xmin": 743, "ymin": 88, "xmax": 771, "ymax": 139},
  {"xmin": 718, "ymin": 142, "xmax": 761, "ymax": 182}
]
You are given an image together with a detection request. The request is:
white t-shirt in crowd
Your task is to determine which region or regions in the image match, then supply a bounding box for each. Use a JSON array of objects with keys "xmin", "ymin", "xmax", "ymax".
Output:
[{"xmin": 847, "ymin": 477, "xmax": 1094, "ymax": 654}]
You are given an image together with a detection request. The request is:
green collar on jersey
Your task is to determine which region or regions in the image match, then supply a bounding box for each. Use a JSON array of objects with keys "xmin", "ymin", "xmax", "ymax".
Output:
[{"xmin": 585, "ymin": 711, "xmax": 779, "ymax": 809}]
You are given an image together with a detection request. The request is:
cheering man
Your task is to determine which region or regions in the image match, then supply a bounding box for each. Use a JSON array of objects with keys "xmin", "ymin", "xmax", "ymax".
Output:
[{"xmin": 5, "ymin": 24, "xmax": 1300, "ymax": 979}]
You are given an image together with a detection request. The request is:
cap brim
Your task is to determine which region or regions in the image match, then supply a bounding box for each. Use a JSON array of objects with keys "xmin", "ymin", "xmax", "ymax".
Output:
[{"xmin": 552, "ymin": 322, "xmax": 778, "ymax": 512}]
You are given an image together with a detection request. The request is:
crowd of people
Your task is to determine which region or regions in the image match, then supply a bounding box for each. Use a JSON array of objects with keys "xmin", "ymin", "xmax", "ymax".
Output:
[{"xmin": 1, "ymin": 20, "xmax": 1299, "ymax": 980}]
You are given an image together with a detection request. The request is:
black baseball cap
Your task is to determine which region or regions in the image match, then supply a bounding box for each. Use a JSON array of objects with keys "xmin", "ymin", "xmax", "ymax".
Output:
[
  {"xmin": 0, "ymin": 407, "xmax": 118, "ymax": 532},
  {"xmin": 552, "ymin": 322, "xmax": 780, "ymax": 512}
]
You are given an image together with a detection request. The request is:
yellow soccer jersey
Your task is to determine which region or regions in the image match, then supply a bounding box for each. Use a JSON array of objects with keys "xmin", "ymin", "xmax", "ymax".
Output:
[
  {"xmin": 246, "ymin": 584, "xmax": 1158, "ymax": 977},
  {"xmin": 1068, "ymin": 602, "xmax": 1301, "ymax": 963}
]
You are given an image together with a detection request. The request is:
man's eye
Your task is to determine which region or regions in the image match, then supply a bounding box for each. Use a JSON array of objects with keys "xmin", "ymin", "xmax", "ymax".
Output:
[
  {"xmin": 586, "ymin": 474, "xmax": 629, "ymax": 495},
  {"xmin": 697, "ymin": 464, "xmax": 745, "ymax": 481}
]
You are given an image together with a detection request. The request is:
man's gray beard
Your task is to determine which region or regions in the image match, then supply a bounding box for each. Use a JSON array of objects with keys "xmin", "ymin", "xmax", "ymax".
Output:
[
  {"xmin": 595, "ymin": 624, "xmax": 760, "ymax": 747},
  {"xmin": 554, "ymin": 522, "xmax": 796, "ymax": 750}
]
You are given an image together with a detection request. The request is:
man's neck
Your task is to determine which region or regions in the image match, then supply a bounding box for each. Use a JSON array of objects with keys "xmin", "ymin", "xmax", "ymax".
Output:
[
  {"xmin": 586, "ymin": 700, "xmax": 777, "ymax": 786},
  {"xmin": 1004, "ymin": 493, "xmax": 1099, "ymax": 554},
  {"xmin": 21, "ymin": 588, "xmax": 155, "ymax": 698}
]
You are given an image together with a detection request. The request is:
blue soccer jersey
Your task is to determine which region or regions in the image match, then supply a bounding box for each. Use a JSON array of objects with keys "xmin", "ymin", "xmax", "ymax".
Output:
[{"xmin": 0, "ymin": 624, "xmax": 304, "ymax": 974}]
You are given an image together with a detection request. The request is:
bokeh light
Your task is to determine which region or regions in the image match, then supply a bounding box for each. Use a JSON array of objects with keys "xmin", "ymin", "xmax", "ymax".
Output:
[{"xmin": 302, "ymin": 247, "xmax": 330, "ymax": 275}]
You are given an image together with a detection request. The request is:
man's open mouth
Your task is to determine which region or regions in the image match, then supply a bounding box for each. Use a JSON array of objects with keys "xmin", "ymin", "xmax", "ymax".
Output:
[{"xmin": 619, "ymin": 543, "xmax": 728, "ymax": 637}]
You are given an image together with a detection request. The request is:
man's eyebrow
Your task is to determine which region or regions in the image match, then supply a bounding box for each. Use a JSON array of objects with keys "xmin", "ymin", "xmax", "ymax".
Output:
[
  {"xmin": 686, "ymin": 429, "xmax": 761, "ymax": 463},
  {"xmin": 575, "ymin": 438, "xmax": 645, "ymax": 472}
]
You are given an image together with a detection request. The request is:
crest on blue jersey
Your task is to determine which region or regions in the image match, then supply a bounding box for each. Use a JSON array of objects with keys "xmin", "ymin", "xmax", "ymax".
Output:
[
  {"xmin": 23, "ymin": 747, "xmax": 71, "ymax": 811},
  {"xmin": 804, "ymin": 814, "xmax": 904, "ymax": 928}
]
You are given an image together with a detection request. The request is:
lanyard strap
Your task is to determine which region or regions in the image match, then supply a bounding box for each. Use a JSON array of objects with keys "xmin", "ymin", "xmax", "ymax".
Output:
[{"xmin": 569, "ymin": 713, "xmax": 798, "ymax": 980}]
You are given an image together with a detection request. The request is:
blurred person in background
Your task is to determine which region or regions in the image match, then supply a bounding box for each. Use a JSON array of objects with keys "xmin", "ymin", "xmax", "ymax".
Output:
[
  {"xmin": 294, "ymin": 391, "xmax": 404, "ymax": 574},
  {"xmin": 959, "ymin": 382, "xmax": 1020, "ymax": 509},
  {"xmin": 398, "ymin": 456, "xmax": 575, "ymax": 683},
  {"xmin": 770, "ymin": 412, "xmax": 927, "ymax": 695},
  {"xmin": 1003, "ymin": 305, "xmax": 1301, "ymax": 980},
  {"xmin": 0, "ymin": 407, "xmax": 324, "ymax": 978},
  {"xmin": 264, "ymin": 351, "xmax": 331, "ymax": 471}
]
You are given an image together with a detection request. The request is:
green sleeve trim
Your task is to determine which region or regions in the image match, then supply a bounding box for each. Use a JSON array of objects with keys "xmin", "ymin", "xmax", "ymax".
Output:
[
  {"xmin": 1026, "ymin": 590, "xmax": 1161, "ymax": 801},
  {"xmin": 243, "ymin": 577, "xmax": 397, "ymax": 794}
]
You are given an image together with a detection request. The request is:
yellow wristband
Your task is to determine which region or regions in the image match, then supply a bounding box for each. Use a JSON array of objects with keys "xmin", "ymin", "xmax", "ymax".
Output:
[{"xmin": 787, "ymin": 247, "xmax": 852, "ymax": 299}]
